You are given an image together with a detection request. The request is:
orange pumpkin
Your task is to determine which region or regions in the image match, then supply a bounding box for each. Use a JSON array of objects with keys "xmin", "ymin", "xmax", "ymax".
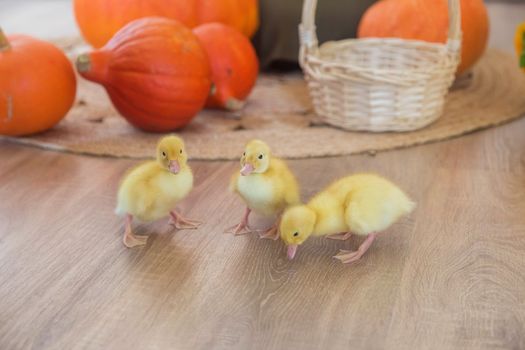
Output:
[
  {"xmin": 0, "ymin": 29, "xmax": 76, "ymax": 136},
  {"xmin": 357, "ymin": 0, "xmax": 489, "ymax": 75},
  {"xmin": 74, "ymin": 0, "xmax": 198, "ymax": 48},
  {"xmin": 197, "ymin": 0, "xmax": 259, "ymax": 38},
  {"xmin": 74, "ymin": 0, "xmax": 259, "ymax": 48},
  {"xmin": 194, "ymin": 23, "xmax": 259, "ymax": 111},
  {"xmin": 76, "ymin": 17, "xmax": 211, "ymax": 132}
]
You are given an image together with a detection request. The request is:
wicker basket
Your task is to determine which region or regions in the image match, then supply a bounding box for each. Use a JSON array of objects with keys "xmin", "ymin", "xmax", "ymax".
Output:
[{"xmin": 299, "ymin": 0, "xmax": 462, "ymax": 132}]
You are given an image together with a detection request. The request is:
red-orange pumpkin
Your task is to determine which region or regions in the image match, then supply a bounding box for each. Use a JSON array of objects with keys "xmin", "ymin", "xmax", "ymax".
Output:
[
  {"xmin": 357, "ymin": 0, "xmax": 489, "ymax": 75},
  {"xmin": 0, "ymin": 29, "xmax": 76, "ymax": 136},
  {"xmin": 74, "ymin": 0, "xmax": 198, "ymax": 48},
  {"xmin": 194, "ymin": 23, "xmax": 259, "ymax": 111},
  {"xmin": 197, "ymin": 0, "xmax": 259, "ymax": 38},
  {"xmin": 76, "ymin": 17, "xmax": 211, "ymax": 132}
]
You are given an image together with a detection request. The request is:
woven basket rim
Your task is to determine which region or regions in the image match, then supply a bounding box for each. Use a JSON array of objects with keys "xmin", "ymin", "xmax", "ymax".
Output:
[
  {"xmin": 303, "ymin": 38, "xmax": 458, "ymax": 77},
  {"xmin": 319, "ymin": 37, "xmax": 451, "ymax": 50},
  {"xmin": 305, "ymin": 50, "xmax": 456, "ymax": 77}
]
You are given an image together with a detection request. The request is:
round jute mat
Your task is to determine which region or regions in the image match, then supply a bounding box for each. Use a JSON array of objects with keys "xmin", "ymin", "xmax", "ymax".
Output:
[{"xmin": 2, "ymin": 47, "xmax": 525, "ymax": 160}]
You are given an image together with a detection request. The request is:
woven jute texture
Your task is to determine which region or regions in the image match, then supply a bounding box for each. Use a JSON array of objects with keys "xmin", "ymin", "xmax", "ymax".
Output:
[{"xmin": 2, "ymin": 49, "xmax": 525, "ymax": 160}]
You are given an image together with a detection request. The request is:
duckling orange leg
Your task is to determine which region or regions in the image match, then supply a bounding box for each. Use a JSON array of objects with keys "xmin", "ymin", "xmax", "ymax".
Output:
[
  {"xmin": 169, "ymin": 210, "xmax": 202, "ymax": 230},
  {"xmin": 259, "ymin": 217, "xmax": 281, "ymax": 240},
  {"xmin": 327, "ymin": 232, "xmax": 353, "ymax": 241},
  {"xmin": 225, "ymin": 207, "xmax": 253, "ymax": 235},
  {"xmin": 123, "ymin": 214, "xmax": 148, "ymax": 248},
  {"xmin": 334, "ymin": 233, "xmax": 377, "ymax": 264},
  {"xmin": 259, "ymin": 225, "xmax": 279, "ymax": 240}
]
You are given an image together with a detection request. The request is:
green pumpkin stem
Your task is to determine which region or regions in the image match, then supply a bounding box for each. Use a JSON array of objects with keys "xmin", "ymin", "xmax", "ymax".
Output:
[
  {"xmin": 0, "ymin": 27, "xmax": 11, "ymax": 51},
  {"xmin": 210, "ymin": 84, "xmax": 217, "ymax": 96},
  {"xmin": 76, "ymin": 54, "xmax": 92, "ymax": 73},
  {"xmin": 225, "ymin": 98, "xmax": 245, "ymax": 111}
]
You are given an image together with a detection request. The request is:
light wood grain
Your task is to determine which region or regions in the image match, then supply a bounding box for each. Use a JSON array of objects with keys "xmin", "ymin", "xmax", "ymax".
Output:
[
  {"xmin": 1, "ymin": 117, "xmax": 525, "ymax": 349},
  {"xmin": 1, "ymin": 1, "xmax": 525, "ymax": 349}
]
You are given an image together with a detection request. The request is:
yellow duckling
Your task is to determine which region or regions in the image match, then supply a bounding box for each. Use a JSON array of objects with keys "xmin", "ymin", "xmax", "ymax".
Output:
[
  {"xmin": 115, "ymin": 135, "xmax": 201, "ymax": 248},
  {"xmin": 280, "ymin": 173, "xmax": 415, "ymax": 264},
  {"xmin": 227, "ymin": 139, "xmax": 300, "ymax": 239}
]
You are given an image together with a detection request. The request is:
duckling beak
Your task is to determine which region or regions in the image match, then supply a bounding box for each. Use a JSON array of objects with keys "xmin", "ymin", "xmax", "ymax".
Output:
[
  {"xmin": 287, "ymin": 244, "xmax": 298, "ymax": 260},
  {"xmin": 169, "ymin": 160, "xmax": 180, "ymax": 174},
  {"xmin": 240, "ymin": 163, "xmax": 254, "ymax": 176}
]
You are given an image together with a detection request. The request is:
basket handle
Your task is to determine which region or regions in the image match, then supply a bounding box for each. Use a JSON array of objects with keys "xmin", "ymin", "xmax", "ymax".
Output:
[
  {"xmin": 446, "ymin": 0, "xmax": 462, "ymax": 52},
  {"xmin": 299, "ymin": 0, "xmax": 462, "ymax": 65}
]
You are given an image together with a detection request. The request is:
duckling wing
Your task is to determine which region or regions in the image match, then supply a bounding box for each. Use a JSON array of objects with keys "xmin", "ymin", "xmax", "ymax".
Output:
[
  {"xmin": 344, "ymin": 183, "xmax": 414, "ymax": 235},
  {"xmin": 116, "ymin": 173, "xmax": 157, "ymax": 219},
  {"xmin": 271, "ymin": 158, "xmax": 300, "ymax": 207},
  {"xmin": 283, "ymin": 173, "xmax": 300, "ymax": 206}
]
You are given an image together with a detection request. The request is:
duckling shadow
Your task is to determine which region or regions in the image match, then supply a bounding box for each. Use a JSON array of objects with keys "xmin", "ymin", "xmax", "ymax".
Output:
[
  {"xmin": 120, "ymin": 221, "xmax": 195, "ymax": 299},
  {"xmin": 223, "ymin": 227, "xmax": 340, "ymax": 281},
  {"xmin": 229, "ymin": 228, "xmax": 407, "ymax": 291},
  {"xmin": 307, "ymin": 234, "xmax": 406, "ymax": 269},
  {"xmin": 121, "ymin": 218, "xmax": 407, "ymax": 307},
  {"xmin": 219, "ymin": 230, "xmax": 297, "ymax": 297}
]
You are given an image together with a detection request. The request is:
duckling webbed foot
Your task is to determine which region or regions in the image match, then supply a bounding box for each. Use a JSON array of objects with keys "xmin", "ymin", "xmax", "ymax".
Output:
[
  {"xmin": 225, "ymin": 222, "xmax": 254, "ymax": 235},
  {"xmin": 327, "ymin": 232, "xmax": 353, "ymax": 241},
  {"xmin": 259, "ymin": 225, "xmax": 279, "ymax": 240},
  {"xmin": 334, "ymin": 233, "xmax": 377, "ymax": 264},
  {"xmin": 169, "ymin": 210, "xmax": 201, "ymax": 230},
  {"xmin": 123, "ymin": 214, "xmax": 148, "ymax": 248},
  {"xmin": 225, "ymin": 207, "xmax": 254, "ymax": 235}
]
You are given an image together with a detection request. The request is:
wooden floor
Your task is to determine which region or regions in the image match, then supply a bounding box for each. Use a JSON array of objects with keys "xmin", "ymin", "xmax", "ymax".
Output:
[
  {"xmin": 2, "ymin": 119, "xmax": 525, "ymax": 349},
  {"xmin": 1, "ymin": 1, "xmax": 525, "ymax": 350}
]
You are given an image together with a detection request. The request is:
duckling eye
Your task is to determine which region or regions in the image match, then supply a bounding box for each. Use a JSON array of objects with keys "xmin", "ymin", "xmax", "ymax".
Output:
[
  {"xmin": 162, "ymin": 151, "xmax": 167, "ymax": 158},
  {"xmin": 293, "ymin": 232, "xmax": 299, "ymax": 237},
  {"xmin": 243, "ymin": 152, "xmax": 246, "ymax": 157},
  {"xmin": 180, "ymin": 149, "xmax": 183, "ymax": 154},
  {"xmin": 258, "ymin": 154, "xmax": 263, "ymax": 160}
]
